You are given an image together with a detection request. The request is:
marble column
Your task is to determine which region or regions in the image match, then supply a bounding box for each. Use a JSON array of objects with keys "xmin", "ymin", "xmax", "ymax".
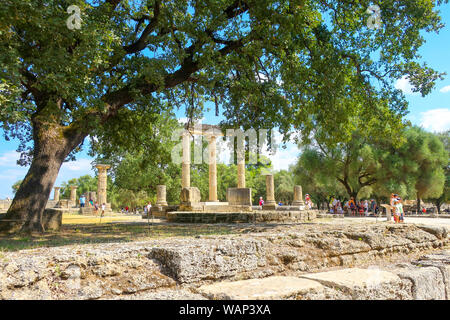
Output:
[
  {"xmin": 208, "ymin": 135, "xmax": 218, "ymax": 202},
  {"xmin": 263, "ymin": 174, "xmax": 277, "ymax": 210},
  {"xmin": 181, "ymin": 132, "xmax": 191, "ymax": 188},
  {"xmin": 53, "ymin": 187, "xmax": 61, "ymax": 202},
  {"xmin": 292, "ymin": 185, "xmax": 305, "ymax": 206},
  {"xmin": 156, "ymin": 185, "xmax": 168, "ymax": 206},
  {"xmin": 70, "ymin": 186, "xmax": 78, "ymax": 202},
  {"xmin": 96, "ymin": 164, "xmax": 111, "ymax": 205}
]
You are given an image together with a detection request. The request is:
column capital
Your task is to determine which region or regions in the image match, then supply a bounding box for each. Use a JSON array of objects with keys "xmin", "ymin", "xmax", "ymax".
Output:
[
  {"xmin": 70, "ymin": 185, "xmax": 78, "ymax": 190},
  {"xmin": 95, "ymin": 164, "xmax": 111, "ymax": 171},
  {"xmin": 54, "ymin": 186, "xmax": 61, "ymax": 190}
]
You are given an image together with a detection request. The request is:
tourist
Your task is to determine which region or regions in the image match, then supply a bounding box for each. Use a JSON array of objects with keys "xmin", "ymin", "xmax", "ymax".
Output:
[
  {"xmin": 94, "ymin": 201, "xmax": 99, "ymax": 214},
  {"xmin": 146, "ymin": 202, "xmax": 152, "ymax": 216},
  {"xmin": 259, "ymin": 197, "xmax": 264, "ymax": 207},
  {"xmin": 79, "ymin": 194, "xmax": 86, "ymax": 208},
  {"xmin": 332, "ymin": 197, "xmax": 338, "ymax": 213},
  {"xmin": 337, "ymin": 202, "xmax": 344, "ymax": 214},
  {"xmin": 101, "ymin": 203, "xmax": 106, "ymax": 217},
  {"xmin": 278, "ymin": 201, "xmax": 283, "ymax": 206},
  {"xmin": 329, "ymin": 197, "xmax": 335, "ymax": 212},
  {"xmin": 125, "ymin": 205, "xmax": 129, "ymax": 213},
  {"xmin": 363, "ymin": 200, "xmax": 369, "ymax": 216},
  {"xmin": 393, "ymin": 199, "xmax": 400, "ymax": 223},
  {"xmin": 89, "ymin": 198, "xmax": 94, "ymax": 207},
  {"xmin": 348, "ymin": 197, "xmax": 356, "ymax": 216},
  {"xmin": 397, "ymin": 197, "xmax": 404, "ymax": 223},
  {"xmin": 305, "ymin": 194, "xmax": 312, "ymax": 209},
  {"xmin": 357, "ymin": 202, "xmax": 364, "ymax": 217}
]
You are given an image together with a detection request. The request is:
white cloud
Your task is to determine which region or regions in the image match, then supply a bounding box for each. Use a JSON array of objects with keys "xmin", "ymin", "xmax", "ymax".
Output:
[
  {"xmin": 61, "ymin": 158, "xmax": 93, "ymax": 172},
  {"xmin": 439, "ymin": 85, "xmax": 450, "ymax": 93},
  {"xmin": 0, "ymin": 150, "xmax": 20, "ymax": 167},
  {"xmin": 395, "ymin": 76, "xmax": 417, "ymax": 95},
  {"xmin": 420, "ymin": 108, "xmax": 450, "ymax": 133}
]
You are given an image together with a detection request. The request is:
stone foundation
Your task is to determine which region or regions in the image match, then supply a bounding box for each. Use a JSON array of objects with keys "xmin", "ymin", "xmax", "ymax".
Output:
[
  {"xmin": 166, "ymin": 210, "xmax": 317, "ymax": 223},
  {"xmin": 0, "ymin": 223, "xmax": 448, "ymax": 300}
]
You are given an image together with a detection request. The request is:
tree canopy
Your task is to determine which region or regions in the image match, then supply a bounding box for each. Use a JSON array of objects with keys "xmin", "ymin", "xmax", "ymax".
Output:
[{"xmin": 0, "ymin": 0, "xmax": 448, "ymax": 233}]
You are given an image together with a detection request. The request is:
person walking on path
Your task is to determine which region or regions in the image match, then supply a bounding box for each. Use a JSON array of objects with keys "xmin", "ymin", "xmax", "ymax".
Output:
[{"xmin": 259, "ymin": 197, "xmax": 264, "ymax": 207}]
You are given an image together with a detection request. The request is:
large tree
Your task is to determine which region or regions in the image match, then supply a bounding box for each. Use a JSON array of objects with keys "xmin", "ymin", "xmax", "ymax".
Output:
[{"xmin": 0, "ymin": 0, "xmax": 446, "ymax": 233}]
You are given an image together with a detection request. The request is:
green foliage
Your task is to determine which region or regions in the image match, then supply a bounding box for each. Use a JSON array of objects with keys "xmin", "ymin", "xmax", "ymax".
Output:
[
  {"xmin": 60, "ymin": 175, "xmax": 97, "ymax": 198},
  {"xmin": 274, "ymin": 170, "xmax": 295, "ymax": 204},
  {"xmin": 1, "ymin": 0, "xmax": 446, "ymax": 163},
  {"xmin": 11, "ymin": 180, "xmax": 23, "ymax": 194}
]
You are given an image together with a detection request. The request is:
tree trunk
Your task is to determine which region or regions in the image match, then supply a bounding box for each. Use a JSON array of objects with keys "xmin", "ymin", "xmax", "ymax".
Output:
[{"xmin": 0, "ymin": 121, "xmax": 86, "ymax": 234}]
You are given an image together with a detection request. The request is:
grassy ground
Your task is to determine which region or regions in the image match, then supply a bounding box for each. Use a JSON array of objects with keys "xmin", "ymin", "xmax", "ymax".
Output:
[{"xmin": 0, "ymin": 214, "xmax": 239, "ymax": 252}]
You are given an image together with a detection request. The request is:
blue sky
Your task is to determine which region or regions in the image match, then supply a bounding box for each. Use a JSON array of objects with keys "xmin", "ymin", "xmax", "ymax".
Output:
[{"xmin": 1, "ymin": 4, "xmax": 450, "ymax": 199}]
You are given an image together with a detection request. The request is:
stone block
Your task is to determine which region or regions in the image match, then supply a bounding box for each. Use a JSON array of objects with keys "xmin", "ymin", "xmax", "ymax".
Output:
[
  {"xmin": 227, "ymin": 188, "xmax": 252, "ymax": 206},
  {"xmin": 196, "ymin": 276, "xmax": 323, "ymax": 300},
  {"xmin": 301, "ymin": 268, "xmax": 411, "ymax": 299},
  {"xmin": 180, "ymin": 187, "xmax": 201, "ymax": 204},
  {"xmin": 392, "ymin": 264, "xmax": 446, "ymax": 300}
]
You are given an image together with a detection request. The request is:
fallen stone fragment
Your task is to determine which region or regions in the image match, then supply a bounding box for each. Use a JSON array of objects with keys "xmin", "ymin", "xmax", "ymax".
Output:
[
  {"xmin": 300, "ymin": 268, "xmax": 411, "ymax": 300},
  {"xmin": 196, "ymin": 276, "xmax": 323, "ymax": 300}
]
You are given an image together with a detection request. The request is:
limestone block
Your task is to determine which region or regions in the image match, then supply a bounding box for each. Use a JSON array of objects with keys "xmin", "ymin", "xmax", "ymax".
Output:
[
  {"xmin": 196, "ymin": 276, "xmax": 323, "ymax": 300},
  {"xmin": 227, "ymin": 188, "xmax": 252, "ymax": 206},
  {"xmin": 180, "ymin": 187, "xmax": 201, "ymax": 204},
  {"xmin": 393, "ymin": 264, "xmax": 446, "ymax": 300},
  {"xmin": 301, "ymin": 268, "xmax": 411, "ymax": 300}
]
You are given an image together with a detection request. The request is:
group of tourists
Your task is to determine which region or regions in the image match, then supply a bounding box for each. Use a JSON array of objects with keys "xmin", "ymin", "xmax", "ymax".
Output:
[
  {"xmin": 329, "ymin": 197, "xmax": 379, "ymax": 216},
  {"xmin": 79, "ymin": 194, "xmax": 106, "ymax": 216}
]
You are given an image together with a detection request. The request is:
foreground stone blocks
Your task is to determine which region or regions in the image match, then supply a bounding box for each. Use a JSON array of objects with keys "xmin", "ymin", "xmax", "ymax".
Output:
[{"xmin": 197, "ymin": 276, "xmax": 324, "ymax": 300}]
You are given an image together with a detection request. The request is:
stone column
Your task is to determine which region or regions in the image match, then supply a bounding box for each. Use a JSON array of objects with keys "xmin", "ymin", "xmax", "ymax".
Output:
[
  {"xmin": 181, "ymin": 132, "xmax": 191, "ymax": 188},
  {"xmin": 208, "ymin": 135, "xmax": 218, "ymax": 202},
  {"xmin": 237, "ymin": 137, "xmax": 246, "ymax": 188},
  {"xmin": 263, "ymin": 174, "xmax": 277, "ymax": 210},
  {"xmin": 156, "ymin": 185, "xmax": 168, "ymax": 206},
  {"xmin": 292, "ymin": 185, "xmax": 305, "ymax": 206},
  {"xmin": 53, "ymin": 187, "xmax": 61, "ymax": 201},
  {"xmin": 96, "ymin": 164, "xmax": 111, "ymax": 205},
  {"xmin": 70, "ymin": 186, "xmax": 78, "ymax": 202}
]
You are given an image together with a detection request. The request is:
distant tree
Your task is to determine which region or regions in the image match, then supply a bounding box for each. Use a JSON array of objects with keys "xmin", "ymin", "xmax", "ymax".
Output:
[
  {"xmin": 426, "ymin": 130, "xmax": 450, "ymax": 213},
  {"xmin": 274, "ymin": 170, "xmax": 295, "ymax": 205},
  {"xmin": 293, "ymin": 149, "xmax": 346, "ymax": 209},
  {"xmin": 11, "ymin": 180, "xmax": 23, "ymax": 195},
  {"xmin": 60, "ymin": 175, "xmax": 97, "ymax": 199},
  {"xmin": 386, "ymin": 127, "xmax": 448, "ymax": 212}
]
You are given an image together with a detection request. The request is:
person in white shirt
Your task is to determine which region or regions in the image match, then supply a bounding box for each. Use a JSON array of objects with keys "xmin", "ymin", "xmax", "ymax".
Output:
[{"xmin": 146, "ymin": 202, "xmax": 152, "ymax": 217}]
